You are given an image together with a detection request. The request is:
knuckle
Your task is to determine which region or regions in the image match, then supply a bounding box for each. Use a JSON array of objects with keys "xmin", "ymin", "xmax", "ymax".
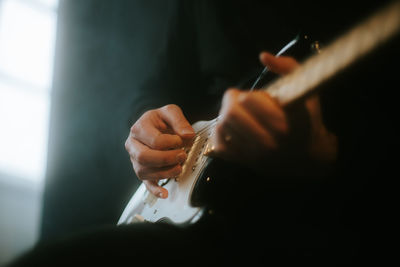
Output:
[
  {"xmin": 124, "ymin": 139, "xmax": 130, "ymax": 152},
  {"xmin": 237, "ymin": 92, "xmax": 251, "ymax": 105},
  {"xmin": 222, "ymin": 88, "xmax": 234, "ymax": 103},
  {"xmin": 160, "ymin": 154, "xmax": 173, "ymax": 166},
  {"xmin": 225, "ymin": 88, "xmax": 239, "ymax": 98},
  {"xmin": 130, "ymin": 123, "xmax": 136, "ymax": 132},
  {"xmin": 135, "ymin": 168, "xmax": 146, "ymax": 179},
  {"xmin": 162, "ymin": 104, "xmax": 180, "ymax": 113},
  {"xmin": 135, "ymin": 151, "xmax": 148, "ymax": 165},
  {"xmin": 142, "ymin": 109, "xmax": 155, "ymax": 118},
  {"xmin": 136, "ymin": 110, "xmax": 157, "ymax": 126},
  {"xmin": 148, "ymin": 135, "xmax": 162, "ymax": 150},
  {"xmin": 225, "ymin": 88, "xmax": 242, "ymax": 102},
  {"xmin": 130, "ymin": 123, "xmax": 141, "ymax": 137},
  {"xmin": 223, "ymin": 106, "xmax": 238, "ymax": 121}
]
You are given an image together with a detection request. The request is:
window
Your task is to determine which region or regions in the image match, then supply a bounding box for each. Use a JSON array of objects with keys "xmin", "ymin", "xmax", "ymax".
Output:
[{"xmin": 0, "ymin": 0, "xmax": 58, "ymax": 183}]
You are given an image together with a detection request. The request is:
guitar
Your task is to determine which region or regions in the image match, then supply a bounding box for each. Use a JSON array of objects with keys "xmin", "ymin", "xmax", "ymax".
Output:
[{"xmin": 118, "ymin": 1, "xmax": 400, "ymax": 225}]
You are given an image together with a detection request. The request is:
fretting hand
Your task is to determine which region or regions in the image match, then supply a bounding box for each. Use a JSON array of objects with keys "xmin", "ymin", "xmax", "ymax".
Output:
[{"xmin": 206, "ymin": 52, "xmax": 337, "ymax": 173}]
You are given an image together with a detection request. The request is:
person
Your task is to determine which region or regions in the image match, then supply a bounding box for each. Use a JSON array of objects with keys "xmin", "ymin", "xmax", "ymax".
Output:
[
  {"xmin": 8, "ymin": 0, "xmax": 397, "ymax": 266},
  {"xmin": 124, "ymin": 51, "xmax": 337, "ymax": 199}
]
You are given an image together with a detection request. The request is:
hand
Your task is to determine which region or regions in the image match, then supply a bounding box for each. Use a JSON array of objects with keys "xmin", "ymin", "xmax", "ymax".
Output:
[
  {"xmin": 207, "ymin": 52, "xmax": 337, "ymax": 173},
  {"xmin": 125, "ymin": 104, "xmax": 195, "ymax": 198}
]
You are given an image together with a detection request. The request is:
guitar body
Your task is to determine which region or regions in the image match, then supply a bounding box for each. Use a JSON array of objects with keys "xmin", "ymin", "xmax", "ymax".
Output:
[{"xmin": 118, "ymin": 119, "xmax": 216, "ymax": 225}]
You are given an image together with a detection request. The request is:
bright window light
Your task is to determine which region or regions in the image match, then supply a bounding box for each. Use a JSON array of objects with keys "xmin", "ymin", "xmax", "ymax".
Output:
[
  {"xmin": 0, "ymin": 0, "xmax": 57, "ymax": 89},
  {"xmin": 34, "ymin": 0, "xmax": 58, "ymax": 9},
  {"xmin": 0, "ymin": 0, "xmax": 58, "ymax": 183},
  {"xmin": 0, "ymin": 81, "xmax": 50, "ymax": 180}
]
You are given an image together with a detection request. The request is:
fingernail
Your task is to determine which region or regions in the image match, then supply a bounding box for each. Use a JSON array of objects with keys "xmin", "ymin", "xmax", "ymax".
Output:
[
  {"xmin": 159, "ymin": 190, "xmax": 168, "ymax": 199},
  {"xmin": 176, "ymin": 152, "xmax": 187, "ymax": 163}
]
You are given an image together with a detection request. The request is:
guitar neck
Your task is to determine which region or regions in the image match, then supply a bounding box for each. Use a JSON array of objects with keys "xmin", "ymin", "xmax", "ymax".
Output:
[{"xmin": 265, "ymin": 1, "xmax": 400, "ymax": 105}]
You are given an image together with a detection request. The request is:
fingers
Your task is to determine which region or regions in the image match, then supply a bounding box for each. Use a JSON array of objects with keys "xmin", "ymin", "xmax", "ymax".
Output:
[
  {"xmin": 126, "ymin": 104, "xmax": 194, "ymax": 198},
  {"xmin": 220, "ymin": 91, "xmax": 278, "ymax": 150},
  {"xmin": 304, "ymin": 94, "xmax": 323, "ymax": 131},
  {"xmin": 238, "ymin": 90, "xmax": 288, "ymax": 135},
  {"xmin": 137, "ymin": 164, "xmax": 182, "ymax": 199},
  {"xmin": 159, "ymin": 104, "xmax": 195, "ymax": 138},
  {"xmin": 133, "ymin": 163, "xmax": 182, "ymax": 182},
  {"xmin": 125, "ymin": 137, "xmax": 187, "ymax": 168},
  {"xmin": 304, "ymin": 95, "xmax": 338, "ymax": 162},
  {"xmin": 126, "ymin": 135, "xmax": 185, "ymax": 199},
  {"xmin": 259, "ymin": 51, "xmax": 299, "ymax": 75},
  {"xmin": 206, "ymin": 118, "xmax": 245, "ymax": 160},
  {"xmin": 130, "ymin": 112, "xmax": 183, "ymax": 150},
  {"xmin": 130, "ymin": 105, "xmax": 195, "ymax": 151},
  {"xmin": 208, "ymin": 88, "xmax": 289, "ymax": 161},
  {"xmin": 143, "ymin": 180, "xmax": 169, "ymax": 199}
]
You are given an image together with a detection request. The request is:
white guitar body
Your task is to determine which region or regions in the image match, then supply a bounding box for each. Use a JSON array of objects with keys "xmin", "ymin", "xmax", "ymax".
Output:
[{"xmin": 118, "ymin": 119, "xmax": 216, "ymax": 225}]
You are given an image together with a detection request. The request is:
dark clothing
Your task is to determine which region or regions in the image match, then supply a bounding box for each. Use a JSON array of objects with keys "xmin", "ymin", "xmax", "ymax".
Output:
[{"xmin": 11, "ymin": 0, "xmax": 398, "ymax": 266}]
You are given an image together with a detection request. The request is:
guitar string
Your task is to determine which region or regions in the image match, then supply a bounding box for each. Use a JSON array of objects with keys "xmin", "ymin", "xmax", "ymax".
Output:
[{"xmin": 187, "ymin": 36, "xmax": 301, "ymax": 152}]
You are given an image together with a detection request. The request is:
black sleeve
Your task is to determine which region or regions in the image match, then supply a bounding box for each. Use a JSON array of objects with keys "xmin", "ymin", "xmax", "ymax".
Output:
[{"xmin": 127, "ymin": 1, "xmax": 220, "ymax": 126}]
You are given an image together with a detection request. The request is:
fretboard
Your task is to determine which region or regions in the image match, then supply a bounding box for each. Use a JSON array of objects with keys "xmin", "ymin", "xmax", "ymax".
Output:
[{"xmin": 265, "ymin": 1, "xmax": 400, "ymax": 105}]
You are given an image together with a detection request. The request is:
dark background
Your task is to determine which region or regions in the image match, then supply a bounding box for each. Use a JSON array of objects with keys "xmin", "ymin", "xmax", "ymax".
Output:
[{"xmin": 40, "ymin": 0, "xmax": 153, "ymax": 239}]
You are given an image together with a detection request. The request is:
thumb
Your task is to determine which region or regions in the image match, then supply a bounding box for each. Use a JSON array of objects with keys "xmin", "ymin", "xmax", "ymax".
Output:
[
  {"xmin": 259, "ymin": 52, "xmax": 299, "ymax": 75},
  {"xmin": 159, "ymin": 104, "xmax": 195, "ymax": 138}
]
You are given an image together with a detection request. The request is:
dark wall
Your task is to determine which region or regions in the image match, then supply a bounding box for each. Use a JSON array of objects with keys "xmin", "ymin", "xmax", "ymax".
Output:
[{"xmin": 41, "ymin": 0, "xmax": 172, "ymax": 239}]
